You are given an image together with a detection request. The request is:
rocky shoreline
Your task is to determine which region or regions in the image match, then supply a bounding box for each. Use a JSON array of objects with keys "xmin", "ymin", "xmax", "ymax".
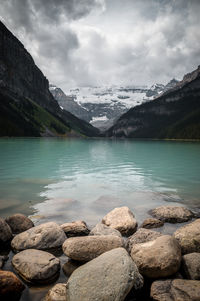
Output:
[{"xmin": 1, "ymin": 206, "xmax": 200, "ymax": 300}]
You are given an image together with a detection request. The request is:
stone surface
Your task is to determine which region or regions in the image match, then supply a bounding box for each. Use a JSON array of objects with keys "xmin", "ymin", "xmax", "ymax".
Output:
[
  {"xmin": 151, "ymin": 279, "xmax": 200, "ymax": 301},
  {"xmin": 5, "ymin": 213, "xmax": 34, "ymax": 234},
  {"xmin": 0, "ymin": 217, "xmax": 12, "ymax": 243},
  {"xmin": 131, "ymin": 235, "xmax": 181, "ymax": 278},
  {"xmin": 0, "ymin": 270, "xmax": 25, "ymax": 300},
  {"xmin": 141, "ymin": 218, "xmax": 164, "ymax": 229},
  {"xmin": 66, "ymin": 248, "xmax": 143, "ymax": 301},
  {"xmin": 90, "ymin": 222, "xmax": 122, "ymax": 237},
  {"xmin": 63, "ymin": 235, "xmax": 123, "ymax": 261},
  {"xmin": 174, "ymin": 219, "xmax": 200, "ymax": 254},
  {"xmin": 150, "ymin": 206, "xmax": 193, "ymax": 223},
  {"xmin": 182, "ymin": 252, "xmax": 200, "ymax": 280},
  {"xmin": 11, "ymin": 222, "xmax": 66, "ymax": 252},
  {"xmin": 102, "ymin": 206, "xmax": 137, "ymax": 236},
  {"xmin": 44, "ymin": 283, "xmax": 67, "ymax": 301},
  {"xmin": 62, "ymin": 260, "xmax": 82, "ymax": 277},
  {"xmin": 12, "ymin": 249, "xmax": 60, "ymax": 284},
  {"xmin": 60, "ymin": 220, "xmax": 89, "ymax": 237},
  {"xmin": 125, "ymin": 228, "xmax": 162, "ymax": 253}
]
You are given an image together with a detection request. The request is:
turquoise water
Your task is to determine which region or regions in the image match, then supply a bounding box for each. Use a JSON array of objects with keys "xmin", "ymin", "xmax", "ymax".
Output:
[{"xmin": 0, "ymin": 138, "xmax": 200, "ymax": 226}]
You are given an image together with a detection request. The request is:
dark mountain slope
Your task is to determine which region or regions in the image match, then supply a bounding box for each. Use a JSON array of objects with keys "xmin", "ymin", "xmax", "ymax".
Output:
[
  {"xmin": 0, "ymin": 21, "xmax": 99, "ymax": 137},
  {"xmin": 105, "ymin": 66, "xmax": 200, "ymax": 139}
]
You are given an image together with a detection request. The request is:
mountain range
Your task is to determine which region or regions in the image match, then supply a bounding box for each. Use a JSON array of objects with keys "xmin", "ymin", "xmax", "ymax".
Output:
[
  {"xmin": 105, "ymin": 66, "xmax": 200, "ymax": 139},
  {"xmin": 0, "ymin": 20, "xmax": 199, "ymax": 140},
  {"xmin": 0, "ymin": 21, "xmax": 99, "ymax": 137},
  {"xmin": 50, "ymin": 79, "xmax": 178, "ymax": 131}
]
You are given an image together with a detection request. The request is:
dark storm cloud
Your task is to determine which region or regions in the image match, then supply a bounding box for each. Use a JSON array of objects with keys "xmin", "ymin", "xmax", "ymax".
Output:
[{"xmin": 0, "ymin": 0, "xmax": 200, "ymax": 90}]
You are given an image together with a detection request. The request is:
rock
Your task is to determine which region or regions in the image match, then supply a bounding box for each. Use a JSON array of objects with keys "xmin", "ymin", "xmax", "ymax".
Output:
[
  {"xmin": 62, "ymin": 235, "xmax": 123, "ymax": 261},
  {"xmin": 141, "ymin": 218, "xmax": 164, "ymax": 229},
  {"xmin": 125, "ymin": 228, "xmax": 162, "ymax": 253},
  {"xmin": 131, "ymin": 235, "xmax": 181, "ymax": 278},
  {"xmin": 0, "ymin": 217, "xmax": 12, "ymax": 243},
  {"xmin": 173, "ymin": 219, "xmax": 200, "ymax": 254},
  {"xmin": 43, "ymin": 283, "xmax": 67, "ymax": 301},
  {"xmin": 150, "ymin": 205, "xmax": 193, "ymax": 223},
  {"xmin": 11, "ymin": 222, "xmax": 66, "ymax": 252},
  {"xmin": 151, "ymin": 279, "xmax": 200, "ymax": 301},
  {"xmin": 60, "ymin": 220, "xmax": 89, "ymax": 237},
  {"xmin": 0, "ymin": 270, "xmax": 25, "ymax": 300},
  {"xmin": 12, "ymin": 249, "xmax": 60, "ymax": 284},
  {"xmin": 102, "ymin": 206, "xmax": 137, "ymax": 236},
  {"xmin": 5, "ymin": 213, "xmax": 34, "ymax": 234},
  {"xmin": 66, "ymin": 248, "xmax": 143, "ymax": 301},
  {"xmin": 90, "ymin": 222, "xmax": 122, "ymax": 237},
  {"xmin": 182, "ymin": 252, "xmax": 200, "ymax": 280},
  {"xmin": 62, "ymin": 260, "xmax": 82, "ymax": 277},
  {"xmin": 0, "ymin": 255, "xmax": 9, "ymax": 269}
]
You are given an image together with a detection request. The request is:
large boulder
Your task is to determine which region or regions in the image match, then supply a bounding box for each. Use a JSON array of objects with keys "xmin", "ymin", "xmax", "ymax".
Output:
[
  {"xmin": 62, "ymin": 260, "xmax": 82, "ymax": 277},
  {"xmin": 60, "ymin": 221, "xmax": 89, "ymax": 237},
  {"xmin": 11, "ymin": 222, "xmax": 66, "ymax": 252},
  {"xmin": 173, "ymin": 219, "xmax": 200, "ymax": 254},
  {"xmin": 90, "ymin": 222, "xmax": 122, "ymax": 237},
  {"xmin": 151, "ymin": 279, "xmax": 200, "ymax": 301},
  {"xmin": 150, "ymin": 206, "xmax": 193, "ymax": 223},
  {"xmin": 66, "ymin": 248, "xmax": 143, "ymax": 301},
  {"xmin": 102, "ymin": 206, "xmax": 137, "ymax": 236},
  {"xmin": 0, "ymin": 217, "xmax": 12, "ymax": 243},
  {"xmin": 0, "ymin": 255, "xmax": 9, "ymax": 269},
  {"xmin": 131, "ymin": 235, "xmax": 181, "ymax": 278},
  {"xmin": 140, "ymin": 218, "xmax": 164, "ymax": 229},
  {"xmin": 5, "ymin": 213, "xmax": 34, "ymax": 234},
  {"xmin": 0, "ymin": 270, "xmax": 25, "ymax": 301},
  {"xmin": 43, "ymin": 283, "xmax": 67, "ymax": 301},
  {"xmin": 12, "ymin": 249, "xmax": 60, "ymax": 284},
  {"xmin": 125, "ymin": 228, "xmax": 162, "ymax": 253},
  {"xmin": 182, "ymin": 252, "xmax": 200, "ymax": 280},
  {"xmin": 62, "ymin": 235, "xmax": 123, "ymax": 261}
]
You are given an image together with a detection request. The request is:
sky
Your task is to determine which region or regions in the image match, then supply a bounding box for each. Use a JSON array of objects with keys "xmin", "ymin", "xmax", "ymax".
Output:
[{"xmin": 1, "ymin": 0, "xmax": 200, "ymax": 92}]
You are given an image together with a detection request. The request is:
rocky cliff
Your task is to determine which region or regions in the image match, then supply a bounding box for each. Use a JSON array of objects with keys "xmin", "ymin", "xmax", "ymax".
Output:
[
  {"xmin": 0, "ymin": 21, "xmax": 99, "ymax": 137},
  {"xmin": 105, "ymin": 66, "xmax": 200, "ymax": 139}
]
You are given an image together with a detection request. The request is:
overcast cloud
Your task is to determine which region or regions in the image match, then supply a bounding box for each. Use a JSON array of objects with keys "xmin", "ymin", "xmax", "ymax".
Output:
[{"xmin": 0, "ymin": 0, "xmax": 200, "ymax": 92}]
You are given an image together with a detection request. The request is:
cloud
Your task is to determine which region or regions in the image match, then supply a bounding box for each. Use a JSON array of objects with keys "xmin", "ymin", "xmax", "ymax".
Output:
[{"xmin": 0, "ymin": 0, "xmax": 200, "ymax": 91}]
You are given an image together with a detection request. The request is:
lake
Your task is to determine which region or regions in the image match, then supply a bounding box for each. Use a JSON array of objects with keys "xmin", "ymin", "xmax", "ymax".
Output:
[{"xmin": 0, "ymin": 138, "xmax": 200, "ymax": 300}]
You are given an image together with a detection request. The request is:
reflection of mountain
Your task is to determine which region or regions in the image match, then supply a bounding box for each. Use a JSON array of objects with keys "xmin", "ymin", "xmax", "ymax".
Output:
[
  {"xmin": 105, "ymin": 66, "xmax": 200, "ymax": 139},
  {"xmin": 0, "ymin": 21, "xmax": 99, "ymax": 137},
  {"xmin": 50, "ymin": 81, "xmax": 178, "ymax": 131}
]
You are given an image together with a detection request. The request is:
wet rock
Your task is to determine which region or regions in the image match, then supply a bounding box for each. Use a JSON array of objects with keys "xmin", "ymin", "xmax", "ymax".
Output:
[
  {"xmin": 66, "ymin": 248, "xmax": 143, "ymax": 301},
  {"xmin": 151, "ymin": 279, "xmax": 200, "ymax": 301},
  {"xmin": 102, "ymin": 206, "xmax": 137, "ymax": 236},
  {"xmin": 131, "ymin": 235, "xmax": 181, "ymax": 278},
  {"xmin": 141, "ymin": 218, "xmax": 164, "ymax": 229},
  {"xmin": 125, "ymin": 228, "xmax": 162, "ymax": 253},
  {"xmin": 12, "ymin": 249, "xmax": 60, "ymax": 284},
  {"xmin": 173, "ymin": 219, "xmax": 200, "ymax": 254},
  {"xmin": 0, "ymin": 270, "xmax": 25, "ymax": 300},
  {"xmin": 182, "ymin": 252, "xmax": 200, "ymax": 280},
  {"xmin": 11, "ymin": 222, "xmax": 66, "ymax": 252},
  {"xmin": 43, "ymin": 283, "xmax": 67, "ymax": 301},
  {"xmin": 62, "ymin": 235, "xmax": 123, "ymax": 261},
  {"xmin": 60, "ymin": 220, "xmax": 89, "ymax": 237},
  {"xmin": 90, "ymin": 222, "xmax": 122, "ymax": 237},
  {"xmin": 0, "ymin": 255, "xmax": 9, "ymax": 269},
  {"xmin": 150, "ymin": 205, "xmax": 193, "ymax": 223},
  {"xmin": 62, "ymin": 259, "xmax": 82, "ymax": 277},
  {"xmin": 5, "ymin": 213, "xmax": 34, "ymax": 234},
  {"xmin": 0, "ymin": 217, "xmax": 12, "ymax": 243}
]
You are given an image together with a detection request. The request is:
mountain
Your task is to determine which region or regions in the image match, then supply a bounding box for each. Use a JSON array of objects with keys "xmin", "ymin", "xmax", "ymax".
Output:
[
  {"xmin": 105, "ymin": 66, "xmax": 200, "ymax": 139},
  {"xmin": 50, "ymin": 81, "xmax": 178, "ymax": 132},
  {"xmin": 0, "ymin": 21, "xmax": 99, "ymax": 137}
]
